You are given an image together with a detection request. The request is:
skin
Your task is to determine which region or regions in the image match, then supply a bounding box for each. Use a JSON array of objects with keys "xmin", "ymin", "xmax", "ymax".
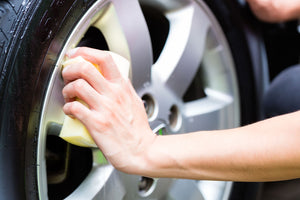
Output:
[
  {"xmin": 246, "ymin": 0, "xmax": 300, "ymax": 22},
  {"xmin": 62, "ymin": 47, "xmax": 300, "ymax": 182}
]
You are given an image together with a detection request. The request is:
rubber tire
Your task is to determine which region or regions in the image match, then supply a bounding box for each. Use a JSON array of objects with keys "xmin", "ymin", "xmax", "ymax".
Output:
[
  {"xmin": 0, "ymin": 0, "xmax": 261, "ymax": 199},
  {"xmin": 0, "ymin": 0, "xmax": 96, "ymax": 199}
]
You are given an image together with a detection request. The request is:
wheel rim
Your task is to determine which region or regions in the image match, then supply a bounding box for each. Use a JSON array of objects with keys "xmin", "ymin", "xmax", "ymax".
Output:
[{"xmin": 38, "ymin": 0, "xmax": 240, "ymax": 199}]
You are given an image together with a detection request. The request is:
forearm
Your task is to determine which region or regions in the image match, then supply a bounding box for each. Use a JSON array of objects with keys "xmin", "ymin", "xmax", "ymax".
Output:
[
  {"xmin": 246, "ymin": 0, "xmax": 300, "ymax": 22},
  {"xmin": 140, "ymin": 111, "xmax": 300, "ymax": 182}
]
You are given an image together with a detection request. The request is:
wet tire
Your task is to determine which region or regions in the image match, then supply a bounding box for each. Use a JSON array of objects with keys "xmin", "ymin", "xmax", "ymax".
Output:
[{"xmin": 0, "ymin": 0, "xmax": 96, "ymax": 199}]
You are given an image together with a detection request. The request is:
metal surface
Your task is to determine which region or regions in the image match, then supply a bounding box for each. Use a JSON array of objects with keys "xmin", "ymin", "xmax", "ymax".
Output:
[{"xmin": 38, "ymin": 0, "xmax": 240, "ymax": 199}]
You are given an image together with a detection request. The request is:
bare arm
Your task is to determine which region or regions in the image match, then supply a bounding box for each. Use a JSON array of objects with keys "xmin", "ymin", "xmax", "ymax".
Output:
[
  {"xmin": 62, "ymin": 47, "xmax": 300, "ymax": 182},
  {"xmin": 246, "ymin": 0, "xmax": 300, "ymax": 22},
  {"xmin": 142, "ymin": 111, "xmax": 300, "ymax": 181}
]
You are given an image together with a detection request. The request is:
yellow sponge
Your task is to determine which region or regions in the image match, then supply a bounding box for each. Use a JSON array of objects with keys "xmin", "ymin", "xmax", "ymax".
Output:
[{"xmin": 60, "ymin": 52, "xmax": 130, "ymax": 148}]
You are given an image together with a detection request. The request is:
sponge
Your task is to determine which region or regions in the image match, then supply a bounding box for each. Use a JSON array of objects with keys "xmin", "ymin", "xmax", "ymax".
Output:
[{"xmin": 59, "ymin": 51, "xmax": 130, "ymax": 148}]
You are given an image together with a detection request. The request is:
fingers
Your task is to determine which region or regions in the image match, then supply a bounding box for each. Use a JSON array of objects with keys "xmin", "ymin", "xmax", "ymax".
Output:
[
  {"xmin": 62, "ymin": 57, "xmax": 109, "ymax": 94},
  {"xmin": 62, "ymin": 79, "xmax": 102, "ymax": 110},
  {"xmin": 66, "ymin": 47, "xmax": 122, "ymax": 81},
  {"xmin": 63, "ymin": 100, "xmax": 92, "ymax": 124},
  {"xmin": 61, "ymin": 47, "xmax": 132, "ymax": 133}
]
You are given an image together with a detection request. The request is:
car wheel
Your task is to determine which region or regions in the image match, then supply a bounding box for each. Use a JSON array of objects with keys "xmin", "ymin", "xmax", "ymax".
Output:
[{"xmin": 0, "ymin": 0, "xmax": 265, "ymax": 199}]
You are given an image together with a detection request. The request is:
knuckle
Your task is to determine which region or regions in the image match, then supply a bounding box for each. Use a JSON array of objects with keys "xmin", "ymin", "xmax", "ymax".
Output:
[
  {"xmin": 80, "ymin": 63, "xmax": 90, "ymax": 73},
  {"xmin": 94, "ymin": 113, "xmax": 112, "ymax": 131},
  {"xmin": 102, "ymin": 52, "xmax": 113, "ymax": 61},
  {"xmin": 111, "ymin": 86, "xmax": 123, "ymax": 104},
  {"xmin": 79, "ymin": 63, "xmax": 96, "ymax": 78},
  {"xmin": 98, "ymin": 117, "xmax": 110, "ymax": 128},
  {"xmin": 99, "ymin": 52, "xmax": 113, "ymax": 66},
  {"xmin": 77, "ymin": 47, "xmax": 88, "ymax": 55},
  {"xmin": 76, "ymin": 78, "xmax": 86, "ymax": 87},
  {"xmin": 73, "ymin": 79, "xmax": 87, "ymax": 93},
  {"xmin": 68, "ymin": 101, "xmax": 81, "ymax": 115}
]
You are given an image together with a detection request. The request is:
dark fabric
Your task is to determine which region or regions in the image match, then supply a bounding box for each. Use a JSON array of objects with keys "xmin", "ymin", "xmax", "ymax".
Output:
[{"xmin": 263, "ymin": 65, "xmax": 300, "ymax": 118}]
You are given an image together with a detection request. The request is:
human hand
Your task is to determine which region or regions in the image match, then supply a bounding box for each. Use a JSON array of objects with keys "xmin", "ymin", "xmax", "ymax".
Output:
[{"xmin": 61, "ymin": 47, "xmax": 156, "ymax": 173}]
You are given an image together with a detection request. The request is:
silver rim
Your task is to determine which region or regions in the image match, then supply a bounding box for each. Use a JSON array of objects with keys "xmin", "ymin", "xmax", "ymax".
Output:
[{"xmin": 38, "ymin": 0, "xmax": 240, "ymax": 199}]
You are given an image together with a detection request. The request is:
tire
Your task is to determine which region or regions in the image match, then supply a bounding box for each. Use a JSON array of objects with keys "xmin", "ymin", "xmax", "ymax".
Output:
[
  {"xmin": 0, "ymin": 0, "xmax": 267, "ymax": 199},
  {"xmin": 0, "ymin": 1, "xmax": 96, "ymax": 199}
]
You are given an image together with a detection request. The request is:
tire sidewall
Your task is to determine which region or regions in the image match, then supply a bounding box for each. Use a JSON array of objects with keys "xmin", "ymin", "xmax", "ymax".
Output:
[{"xmin": 0, "ymin": 0, "xmax": 95, "ymax": 199}]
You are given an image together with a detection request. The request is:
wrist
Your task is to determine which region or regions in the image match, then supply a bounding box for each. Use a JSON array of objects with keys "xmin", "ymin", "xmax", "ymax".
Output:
[
  {"xmin": 138, "ymin": 135, "xmax": 182, "ymax": 178},
  {"xmin": 116, "ymin": 130, "xmax": 159, "ymax": 176},
  {"xmin": 137, "ymin": 134, "xmax": 161, "ymax": 176}
]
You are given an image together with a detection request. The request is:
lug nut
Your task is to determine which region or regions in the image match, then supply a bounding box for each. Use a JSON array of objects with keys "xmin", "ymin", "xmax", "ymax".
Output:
[
  {"xmin": 138, "ymin": 176, "xmax": 155, "ymax": 196},
  {"xmin": 142, "ymin": 94, "xmax": 155, "ymax": 118},
  {"xmin": 168, "ymin": 105, "xmax": 181, "ymax": 131}
]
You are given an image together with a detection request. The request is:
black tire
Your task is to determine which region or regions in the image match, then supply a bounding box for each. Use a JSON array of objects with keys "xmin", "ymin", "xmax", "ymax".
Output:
[
  {"xmin": 0, "ymin": 0, "xmax": 266, "ymax": 199},
  {"xmin": 0, "ymin": 0, "xmax": 96, "ymax": 199}
]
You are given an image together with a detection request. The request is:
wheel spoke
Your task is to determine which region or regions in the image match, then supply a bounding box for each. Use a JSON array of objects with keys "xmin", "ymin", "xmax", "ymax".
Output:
[
  {"xmin": 183, "ymin": 89, "xmax": 237, "ymax": 132},
  {"xmin": 93, "ymin": 0, "xmax": 153, "ymax": 91},
  {"xmin": 153, "ymin": 3, "xmax": 211, "ymax": 98},
  {"xmin": 198, "ymin": 181, "xmax": 232, "ymax": 200},
  {"xmin": 65, "ymin": 165, "xmax": 125, "ymax": 200},
  {"xmin": 167, "ymin": 179, "xmax": 205, "ymax": 200}
]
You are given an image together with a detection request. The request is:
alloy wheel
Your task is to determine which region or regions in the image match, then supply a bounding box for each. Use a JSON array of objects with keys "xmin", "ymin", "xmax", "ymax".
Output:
[{"xmin": 39, "ymin": 0, "xmax": 240, "ymax": 199}]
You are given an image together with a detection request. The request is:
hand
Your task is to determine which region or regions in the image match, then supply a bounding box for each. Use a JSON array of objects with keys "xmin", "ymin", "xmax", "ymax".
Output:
[{"xmin": 61, "ymin": 47, "xmax": 156, "ymax": 173}]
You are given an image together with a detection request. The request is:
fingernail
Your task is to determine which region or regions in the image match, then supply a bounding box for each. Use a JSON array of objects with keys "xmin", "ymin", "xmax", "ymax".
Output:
[
  {"xmin": 62, "ymin": 65, "xmax": 69, "ymax": 74},
  {"xmin": 68, "ymin": 114, "xmax": 76, "ymax": 119},
  {"xmin": 66, "ymin": 48, "xmax": 79, "ymax": 57}
]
